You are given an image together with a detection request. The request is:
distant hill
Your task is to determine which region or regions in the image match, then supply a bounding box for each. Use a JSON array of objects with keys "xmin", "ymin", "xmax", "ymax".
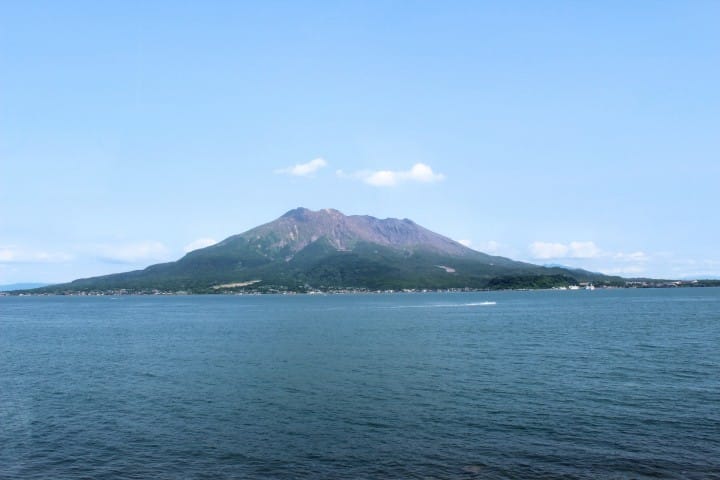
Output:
[
  {"xmin": 0, "ymin": 283, "xmax": 50, "ymax": 292},
  {"xmin": 28, "ymin": 208, "xmax": 624, "ymax": 294}
]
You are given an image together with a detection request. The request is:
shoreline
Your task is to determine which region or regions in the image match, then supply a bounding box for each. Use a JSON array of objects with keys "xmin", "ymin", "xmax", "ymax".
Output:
[{"xmin": 3, "ymin": 282, "xmax": 719, "ymax": 297}]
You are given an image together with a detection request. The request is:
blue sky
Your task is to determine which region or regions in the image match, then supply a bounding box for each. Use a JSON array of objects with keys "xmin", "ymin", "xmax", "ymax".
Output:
[{"xmin": 1, "ymin": 1, "xmax": 719, "ymax": 283}]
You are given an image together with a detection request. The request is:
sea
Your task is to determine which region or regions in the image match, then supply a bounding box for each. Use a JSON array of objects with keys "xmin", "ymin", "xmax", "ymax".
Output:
[{"xmin": 1, "ymin": 288, "xmax": 719, "ymax": 479}]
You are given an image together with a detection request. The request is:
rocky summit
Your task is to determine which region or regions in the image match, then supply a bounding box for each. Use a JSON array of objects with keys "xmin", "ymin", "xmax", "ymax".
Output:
[{"xmin": 222, "ymin": 207, "xmax": 481, "ymax": 259}]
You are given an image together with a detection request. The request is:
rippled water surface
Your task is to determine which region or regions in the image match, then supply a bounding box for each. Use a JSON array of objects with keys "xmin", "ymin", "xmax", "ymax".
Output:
[{"xmin": 1, "ymin": 289, "xmax": 719, "ymax": 479}]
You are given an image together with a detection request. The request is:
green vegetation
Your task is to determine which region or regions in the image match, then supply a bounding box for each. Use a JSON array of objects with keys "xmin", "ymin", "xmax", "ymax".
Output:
[
  {"xmin": 486, "ymin": 274, "xmax": 577, "ymax": 290},
  {"xmin": 26, "ymin": 241, "xmax": 622, "ymax": 295}
]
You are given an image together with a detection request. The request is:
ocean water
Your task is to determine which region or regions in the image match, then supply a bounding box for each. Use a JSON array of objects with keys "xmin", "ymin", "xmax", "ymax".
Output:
[{"xmin": 1, "ymin": 288, "xmax": 719, "ymax": 479}]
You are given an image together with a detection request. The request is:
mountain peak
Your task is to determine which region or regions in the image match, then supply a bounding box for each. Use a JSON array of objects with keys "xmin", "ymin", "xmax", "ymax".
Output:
[
  {"xmin": 26, "ymin": 207, "xmax": 621, "ymax": 294},
  {"xmin": 282, "ymin": 207, "xmax": 344, "ymax": 220},
  {"xmin": 281, "ymin": 207, "xmax": 311, "ymax": 219},
  {"xmin": 242, "ymin": 207, "xmax": 478, "ymax": 259}
]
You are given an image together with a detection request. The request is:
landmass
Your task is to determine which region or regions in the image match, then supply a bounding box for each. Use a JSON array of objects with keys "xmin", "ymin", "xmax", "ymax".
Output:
[{"xmin": 7, "ymin": 208, "xmax": 719, "ymax": 296}]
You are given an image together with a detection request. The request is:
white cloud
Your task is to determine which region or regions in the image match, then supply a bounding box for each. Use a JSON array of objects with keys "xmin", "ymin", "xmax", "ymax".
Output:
[
  {"xmin": 366, "ymin": 170, "xmax": 399, "ymax": 186},
  {"xmin": 339, "ymin": 163, "xmax": 445, "ymax": 187},
  {"xmin": 92, "ymin": 241, "xmax": 171, "ymax": 264},
  {"xmin": 405, "ymin": 163, "xmax": 445, "ymax": 183},
  {"xmin": 530, "ymin": 241, "xmax": 601, "ymax": 259},
  {"xmin": 528, "ymin": 240, "xmax": 659, "ymax": 277},
  {"xmin": 530, "ymin": 242, "xmax": 570, "ymax": 259},
  {"xmin": 478, "ymin": 240, "xmax": 505, "ymax": 255},
  {"xmin": 184, "ymin": 238, "xmax": 217, "ymax": 253},
  {"xmin": 0, "ymin": 246, "xmax": 73, "ymax": 263},
  {"xmin": 656, "ymin": 257, "xmax": 720, "ymax": 279},
  {"xmin": 275, "ymin": 157, "xmax": 327, "ymax": 177},
  {"xmin": 454, "ymin": 239, "xmax": 513, "ymax": 256},
  {"xmin": 568, "ymin": 241, "xmax": 601, "ymax": 258},
  {"xmin": 602, "ymin": 265, "xmax": 648, "ymax": 275}
]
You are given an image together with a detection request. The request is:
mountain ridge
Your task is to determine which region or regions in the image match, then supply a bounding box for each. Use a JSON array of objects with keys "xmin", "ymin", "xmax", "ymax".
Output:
[
  {"xmin": 27, "ymin": 208, "xmax": 624, "ymax": 294},
  {"xmin": 222, "ymin": 207, "xmax": 481, "ymax": 258}
]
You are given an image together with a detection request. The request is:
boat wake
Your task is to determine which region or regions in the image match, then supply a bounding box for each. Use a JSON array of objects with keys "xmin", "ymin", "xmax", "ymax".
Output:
[{"xmin": 381, "ymin": 301, "xmax": 496, "ymax": 309}]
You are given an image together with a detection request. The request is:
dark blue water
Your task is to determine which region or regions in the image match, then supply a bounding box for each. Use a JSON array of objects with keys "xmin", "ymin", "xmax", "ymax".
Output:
[{"xmin": 1, "ymin": 289, "xmax": 719, "ymax": 479}]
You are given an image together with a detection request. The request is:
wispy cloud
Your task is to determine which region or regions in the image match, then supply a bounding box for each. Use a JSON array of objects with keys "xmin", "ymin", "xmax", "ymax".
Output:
[
  {"xmin": 656, "ymin": 257, "xmax": 720, "ymax": 279},
  {"xmin": 183, "ymin": 238, "xmax": 217, "ymax": 253},
  {"xmin": 454, "ymin": 239, "xmax": 515, "ymax": 257},
  {"xmin": 530, "ymin": 241, "xmax": 602, "ymax": 259},
  {"xmin": 92, "ymin": 241, "xmax": 171, "ymax": 264},
  {"xmin": 338, "ymin": 163, "xmax": 445, "ymax": 187},
  {"xmin": 275, "ymin": 157, "xmax": 327, "ymax": 177},
  {"xmin": 529, "ymin": 240, "xmax": 654, "ymax": 276},
  {"xmin": 477, "ymin": 240, "xmax": 506, "ymax": 255},
  {"xmin": 602, "ymin": 265, "xmax": 648, "ymax": 276},
  {"xmin": 0, "ymin": 246, "xmax": 73, "ymax": 263},
  {"xmin": 530, "ymin": 242, "xmax": 570, "ymax": 259}
]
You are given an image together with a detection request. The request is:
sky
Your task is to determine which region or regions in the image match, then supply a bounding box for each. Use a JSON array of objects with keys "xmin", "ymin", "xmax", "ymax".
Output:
[{"xmin": 1, "ymin": 1, "xmax": 719, "ymax": 284}]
